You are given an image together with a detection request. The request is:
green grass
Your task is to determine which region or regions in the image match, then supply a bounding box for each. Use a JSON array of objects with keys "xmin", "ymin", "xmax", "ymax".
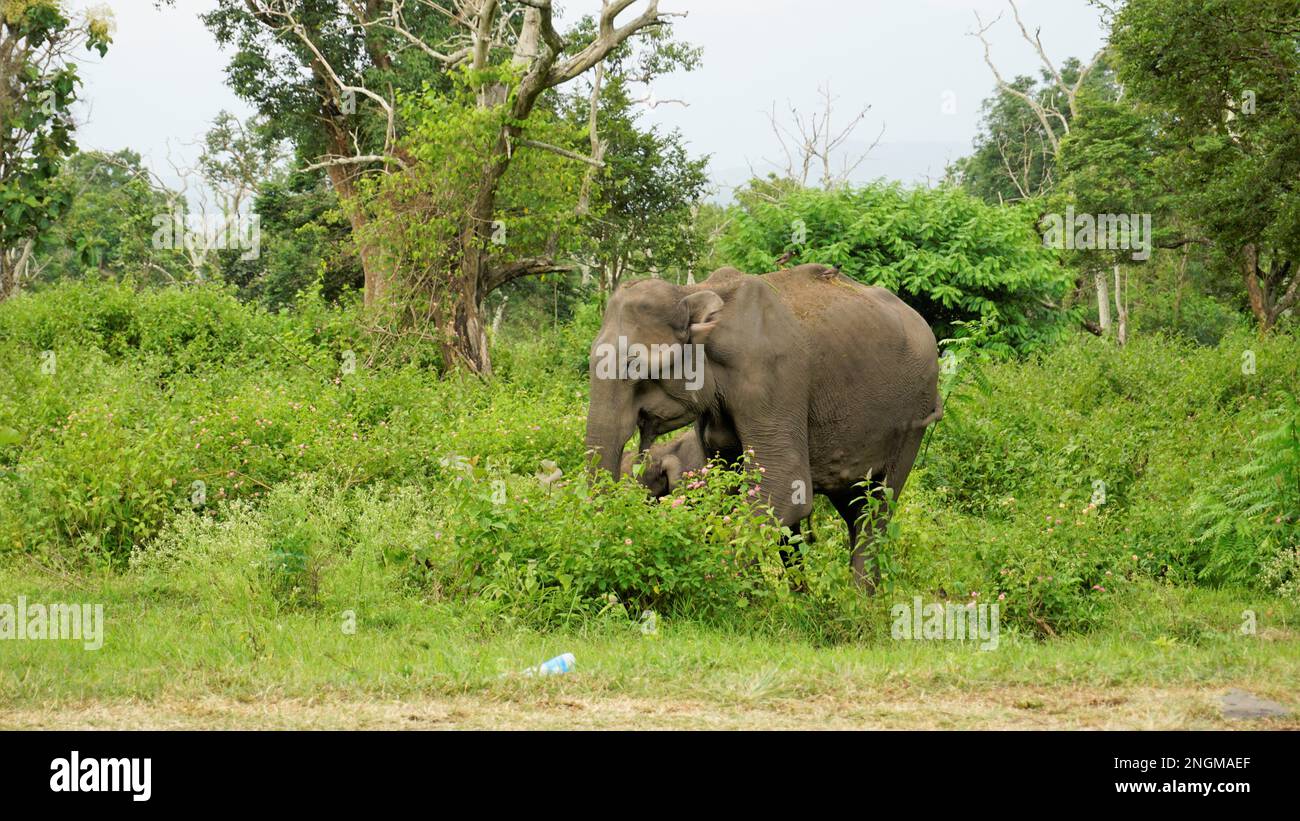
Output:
[{"xmin": 3, "ymin": 563, "xmax": 1296, "ymax": 728}]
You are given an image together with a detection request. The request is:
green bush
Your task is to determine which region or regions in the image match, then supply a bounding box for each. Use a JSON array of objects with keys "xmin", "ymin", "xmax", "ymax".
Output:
[
  {"xmin": 716, "ymin": 183, "xmax": 1073, "ymax": 353},
  {"xmin": 3, "ymin": 280, "xmax": 1298, "ymax": 640},
  {"xmin": 1189, "ymin": 390, "xmax": 1300, "ymax": 587},
  {"xmin": 920, "ymin": 325, "xmax": 1300, "ymax": 633}
]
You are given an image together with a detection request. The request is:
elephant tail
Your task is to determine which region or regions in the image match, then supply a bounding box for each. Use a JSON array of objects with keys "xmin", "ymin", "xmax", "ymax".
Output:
[{"xmin": 910, "ymin": 393, "xmax": 944, "ymax": 430}]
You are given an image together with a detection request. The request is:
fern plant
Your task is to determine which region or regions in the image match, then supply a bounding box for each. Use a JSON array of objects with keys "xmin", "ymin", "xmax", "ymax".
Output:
[{"xmin": 1189, "ymin": 391, "xmax": 1300, "ymax": 587}]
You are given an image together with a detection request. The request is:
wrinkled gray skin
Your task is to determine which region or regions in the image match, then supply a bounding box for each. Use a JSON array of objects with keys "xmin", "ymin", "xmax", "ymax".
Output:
[
  {"xmin": 585, "ymin": 264, "xmax": 942, "ymax": 590},
  {"xmin": 620, "ymin": 431, "xmax": 706, "ymax": 499}
]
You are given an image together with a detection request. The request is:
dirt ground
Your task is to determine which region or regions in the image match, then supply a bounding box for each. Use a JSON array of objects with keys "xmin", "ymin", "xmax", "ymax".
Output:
[{"xmin": 5, "ymin": 686, "xmax": 1294, "ymax": 729}]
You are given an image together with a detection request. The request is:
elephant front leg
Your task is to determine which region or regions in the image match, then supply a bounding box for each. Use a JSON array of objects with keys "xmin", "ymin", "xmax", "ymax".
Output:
[{"xmin": 744, "ymin": 449, "xmax": 814, "ymax": 531}]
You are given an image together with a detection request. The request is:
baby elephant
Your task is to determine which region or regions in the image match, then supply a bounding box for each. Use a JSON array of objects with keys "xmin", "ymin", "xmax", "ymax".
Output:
[
  {"xmin": 622, "ymin": 431, "xmax": 817, "ymax": 553},
  {"xmin": 620, "ymin": 431, "xmax": 706, "ymax": 498}
]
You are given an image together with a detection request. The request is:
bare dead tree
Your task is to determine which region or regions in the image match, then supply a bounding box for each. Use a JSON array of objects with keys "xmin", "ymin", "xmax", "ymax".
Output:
[
  {"xmin": 972, "ymin": 0, "xmax": 1112, "ymax": 334},
  {"xmin": 760, "ymin": 82, "xmax": 884, "ymax": 190},
  {"xmin": 996, "ymin": 116, "xmax": 1054, "ymax": 200},
  {"xmin": 969, "ymin": 0, "xmax": 1104, "ymax": 159},
  {"xmin": 1113, "ymin": 264, "xmax": 1129, "ymax": 346},
  {"xmin": 100, "ymin": 141, "xmax": 250, "ymax": 280}
]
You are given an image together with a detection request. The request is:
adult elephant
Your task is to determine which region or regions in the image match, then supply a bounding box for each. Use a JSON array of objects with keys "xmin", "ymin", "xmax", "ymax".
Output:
[{"xmin": 584, "ymin": 264, "xmax": 942, "ymax": 590}]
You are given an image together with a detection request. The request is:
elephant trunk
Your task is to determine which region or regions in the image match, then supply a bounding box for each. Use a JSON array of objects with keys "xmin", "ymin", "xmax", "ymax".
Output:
[{"xmin": 584, "ymin": 378, "xmax": 638, "ymax": 480}]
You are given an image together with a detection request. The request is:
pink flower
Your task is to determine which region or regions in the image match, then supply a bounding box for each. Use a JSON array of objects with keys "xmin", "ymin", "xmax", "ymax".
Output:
[
  {"xmin": 624, "ymin": 538, "xmax": 632, "ymax": 545},
  {"xmin": 671, "ymin": 496, "xmax": 685, "ymax": 508},
  {"xmin": 997, "ymin": 593, "xmax": 1006, "ymax": 601}
]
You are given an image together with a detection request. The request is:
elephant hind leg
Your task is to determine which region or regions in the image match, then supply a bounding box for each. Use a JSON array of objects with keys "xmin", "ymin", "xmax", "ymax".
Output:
[
  {"xmin": 779, "ymin": 515, "xmax": 815, "ymax": 568},
  {"xmin": 839, "ymin": 427, "xmax": 926, "ymax": 593},
  {"xmin": 829, "ymin": 485, "xmax": 876, "ymax": 592}
]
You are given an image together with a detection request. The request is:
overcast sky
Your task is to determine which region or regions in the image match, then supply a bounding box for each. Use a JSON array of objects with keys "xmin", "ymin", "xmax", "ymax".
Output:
[{"xmin": 71, "ymin": 0, "xmax": 1107, "ymax": 199}]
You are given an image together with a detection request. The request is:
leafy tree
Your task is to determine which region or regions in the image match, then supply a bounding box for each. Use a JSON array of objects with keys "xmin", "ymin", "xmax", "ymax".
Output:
[
  {"xmin": 30, "ymin": 149, "xmax": 186, "ymax": 286},
  {"xmin": 200, "ymin": 1, "xmax": 676, "ymax": 374},
  {"xmin": 1053, "ymin": 93, "xmax": 1171, "ymax": 251},
  {"xmin": 1111, "ymin": 0, "xmax": 1300, "ymax": 330},
  {"xmin": 716, "ymin": 182, "xmax": 1071, "ymax": 353},
  {"xmin": 0, "ymin": 0, "xmax": 111, "ymax": 299},
  {"xmin": 559, "ymin": 26, "xmax": 708, "ymax": 291},
  {"xmin": 950, "ymin": 57, "xmax": 1118, "ymax": 204},
  {"xmin": 222, "ymin": 171, "xmax": 362, "ymax": 309},
  {"xmin": 584, "ymin": 119, "xmax": 707, "ymax": 288},
  {"xmin": 1045, "ymin": 87, "xmax": 1178, "ymax": 342},
  {"xmin": 356, "ymin": 78, "xmax": 589, "ymax": 371}
]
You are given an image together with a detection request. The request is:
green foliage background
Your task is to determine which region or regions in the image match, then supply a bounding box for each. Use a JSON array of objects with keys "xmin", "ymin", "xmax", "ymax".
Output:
[
  {"xmin": 717, "ymin": 183, "xmax": 1073, "ymax": 352},
  {"xmin": 1, "ymin": 282, "xmax": 1295, "ymax": 643}
]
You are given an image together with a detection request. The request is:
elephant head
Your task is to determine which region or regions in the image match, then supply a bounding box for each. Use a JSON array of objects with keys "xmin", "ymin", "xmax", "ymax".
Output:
[
  {"xmin": 584, "ymin": 278, "xmax": 725, "ymax": 478},
  {"xmin": 619, "ymin": 430, "xmax": 707, "ymax": 498}
]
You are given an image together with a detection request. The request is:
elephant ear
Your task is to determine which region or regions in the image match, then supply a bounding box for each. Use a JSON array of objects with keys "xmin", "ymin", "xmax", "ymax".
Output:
[{"xmin": 674, "ymin": 290, "xmax": 724, "ymax": 343}]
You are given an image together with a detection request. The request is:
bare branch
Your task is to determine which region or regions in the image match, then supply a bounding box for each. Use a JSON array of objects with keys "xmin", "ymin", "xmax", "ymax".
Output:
[
  {"xmin": 970, "ymin": 10, "xmax": 1062, "ymax": 156},
  {"xmin": 301, "ymin": 154, "xmax": 409, "ymax": 173},
  {"xmin": 543, "ymin": 0, "xmax": 669, "ymax": 87},
  {"xmin": 513, "ymin": 137, "xmax": 606, "ymax": 168},
  {"xmin": 483, "ymin": 256, "xmax": 577, "ymax": 293},
  {"xmin": 761, "ymin": 83, "xmax": 881, "ymax": 189}
]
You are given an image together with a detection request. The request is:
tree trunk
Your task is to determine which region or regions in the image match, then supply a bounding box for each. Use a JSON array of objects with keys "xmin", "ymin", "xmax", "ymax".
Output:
[
  {"xmin": 1172, "ymin": 245, "xmax": 1189, "ymax": 329},
  {"xmin": 1094, "ymin": 269, "xmax": 1111, "ymax": 334},
  {"xmin": 1113, "ymin": 264, "xmax": 1128, "ymax": 346},
  {"xmin": 0, "ymin": 238, "xmax": 34, "ymax": 302},
  {"xmin": 322, "ymin": 125, "xmax": 392, "ymax": 307},
  {"xmin": 1242, "ymin": 243, "xmax": 1272, "ymax": 330},
  {"xmin": 445, "ymin": 126, "xmax": 515, "ymax": 374},
  {"xmin": 450, "ymin": 272, "xmax": 492, "ymax": 375},
  {"xmin": 0, "ymin": 252, "xmax": 14, "ymax": 302},
  {"xmin": 1241, "ymin": 244, "xmax": 1300, "ymax": 332}
]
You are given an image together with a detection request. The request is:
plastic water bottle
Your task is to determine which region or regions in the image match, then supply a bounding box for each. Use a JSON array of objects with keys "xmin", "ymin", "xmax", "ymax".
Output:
[{"xmin": 525, "ymin": 652, "xmax": 575, "ymax": 677}]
